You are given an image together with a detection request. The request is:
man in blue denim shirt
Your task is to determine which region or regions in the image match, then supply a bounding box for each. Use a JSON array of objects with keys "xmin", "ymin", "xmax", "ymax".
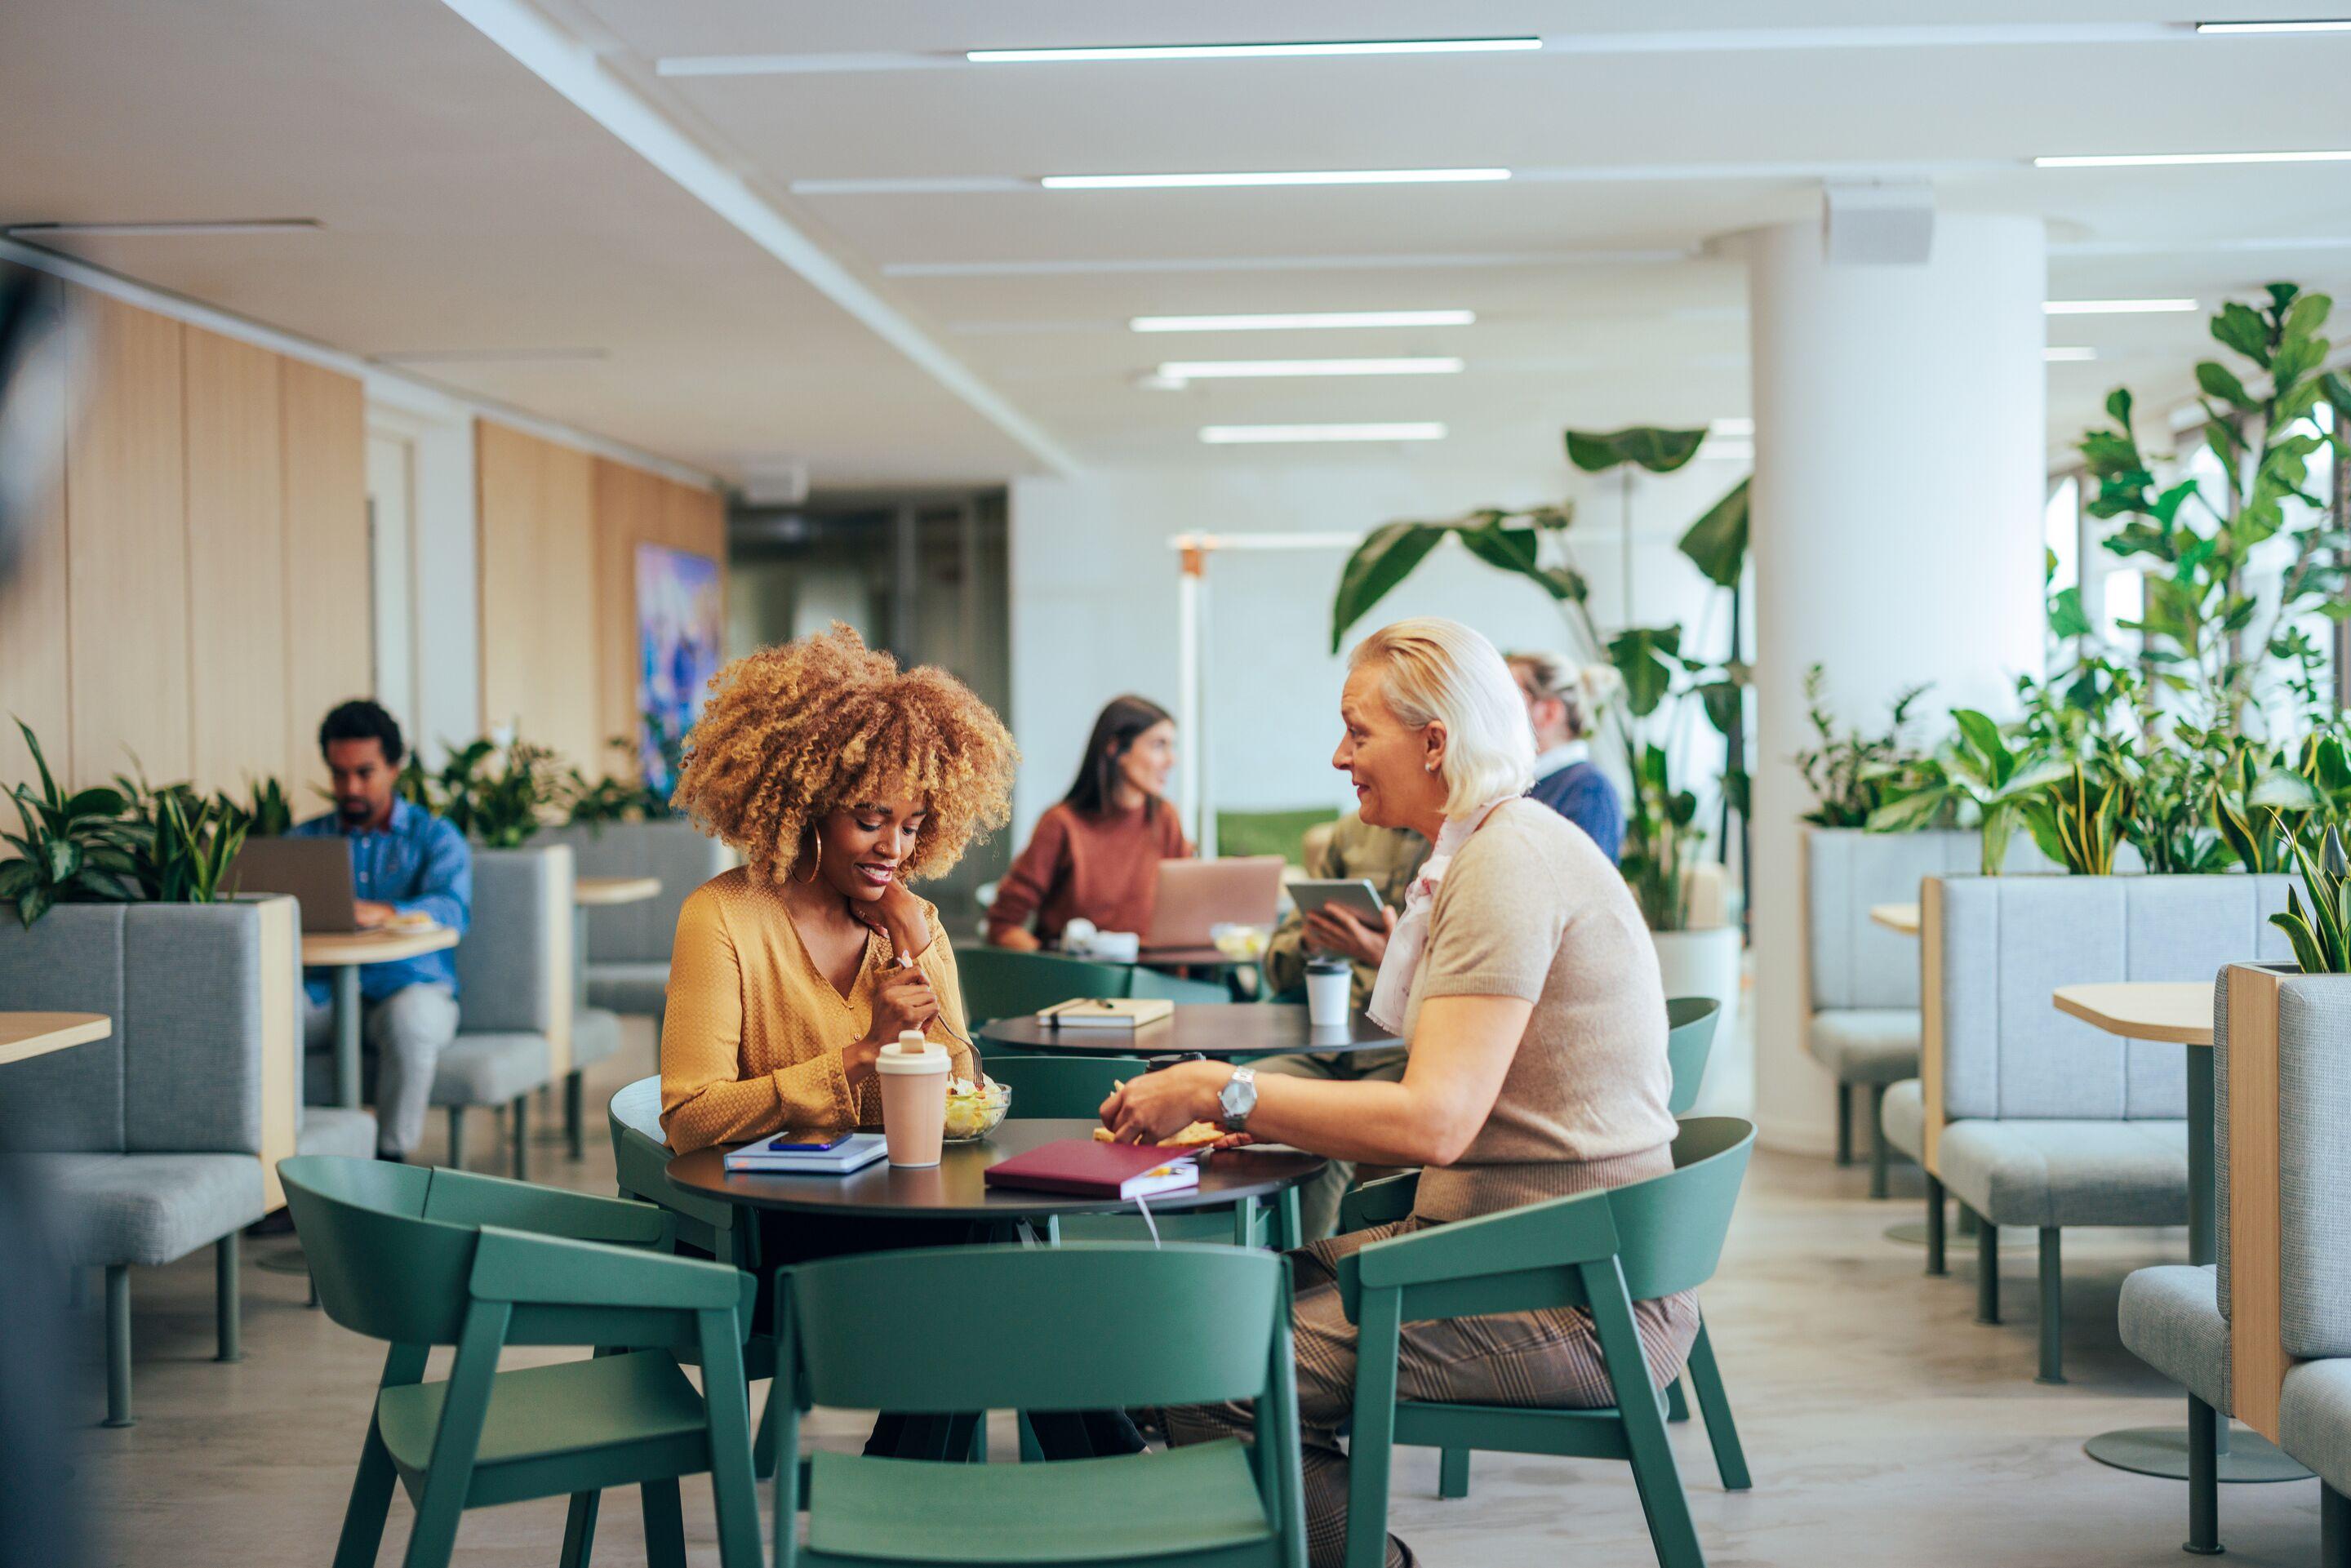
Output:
[{"xmin": 292, "ymin": 700, "xmax": 471, "ymax": 1158}]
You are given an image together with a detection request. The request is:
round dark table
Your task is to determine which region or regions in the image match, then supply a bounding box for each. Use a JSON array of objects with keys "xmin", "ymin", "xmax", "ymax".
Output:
[
  {"xmin": 664, "ymin": 1116, "xmax": 1325, "ymax": 1222},
  {"xmin": 976, "ymin": 1002, "xmax": 1400, "ymax": 1059}
]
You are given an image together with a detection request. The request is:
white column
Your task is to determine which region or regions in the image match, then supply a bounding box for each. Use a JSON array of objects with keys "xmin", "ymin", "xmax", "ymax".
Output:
[{"xmin": 1745, "ymin": 213, "xmax": 2048, "ymax": 1156}]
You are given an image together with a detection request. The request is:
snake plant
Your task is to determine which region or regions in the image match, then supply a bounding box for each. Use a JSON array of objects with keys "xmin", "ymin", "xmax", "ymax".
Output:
[{"xmin": 2273, "ymin": 823, "xmax": 2351, "ymax": 975}]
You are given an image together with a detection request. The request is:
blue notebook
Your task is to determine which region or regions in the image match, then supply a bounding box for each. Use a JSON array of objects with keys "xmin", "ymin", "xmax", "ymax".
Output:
[{"xmin": 722, "ymin": 1132, "xmax": 887, "ymax": 1175}]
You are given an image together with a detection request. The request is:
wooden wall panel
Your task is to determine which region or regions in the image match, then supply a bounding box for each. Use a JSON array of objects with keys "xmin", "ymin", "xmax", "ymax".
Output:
[
  {"xmin": 0, "ymin": 282, "xmax": 73, "ymax": 789},
  {"xmin": 475, "ymin": 419, "xmax": 544, "ymax": 741},
  {"xmin": 183, "ymin": 326, "xmax": 288, "ymax": 793},
  {"xmin": 65, "ymin": 292, "xmax": 188, "ymax": 788},
  {"xmin": 279, "ymin": 358, "xmax": 370, "ymax": 797},
  {"xmin": 538, "ymin": 440, "xmax": 602, "ymax": 768}
]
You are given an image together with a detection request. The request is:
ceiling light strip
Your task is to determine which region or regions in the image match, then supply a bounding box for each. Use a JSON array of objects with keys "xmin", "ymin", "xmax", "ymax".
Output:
[
  {"xmin": 968, "ymin": 38, "xmax": 1540, "ymax": 63},
  {"xmin": 884, "ymin": 251, "xmax": 1687, "ymax": 278},
  {"xmin": 1540, "ymin": 23, "xmax": 2184, "ymax": 51},
  {"xmin": 6, "ymin": 220, "xmax": 322, "ymax": 238},
  {"xmin": 1158, "ymin": 358, "xmax": 1464, "ymax": 379},
  {"xmin": 1202, "ymin": 422, "xmax": 1447, "ymax": 444},
  {"xmin": 2194, "ymin": 19, "xmax": 2351, "ymax": 33},
  {"xmin": 1041, "ymin": 168, "xmax": 1509, "ymax": 190},
  {"xmin": 2036, "ymin": 149, "xmax": 2351, "ymax": 167},
  {"xmin": 2043, "ymin": 298, "xmax": 2201, "ymax": 314},
  {"xmin": 435, "ymin": 0, "xmax": 1076, "ymax": 475},
  {"xmin": 1134, "ymin": 310, "xmax": 1475, "ymax": 332}
]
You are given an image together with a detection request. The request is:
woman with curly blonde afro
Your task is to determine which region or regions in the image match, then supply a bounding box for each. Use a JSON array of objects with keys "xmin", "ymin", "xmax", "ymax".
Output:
[{"xmin": 659, "ymin": 624, "xmax": 1018, "ymax": 1157}]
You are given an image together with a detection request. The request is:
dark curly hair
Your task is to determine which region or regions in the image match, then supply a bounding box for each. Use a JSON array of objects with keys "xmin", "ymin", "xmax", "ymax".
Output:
[{"xmin": 670, "ymin": 624, "xmax": 1018, "ymax": 883}]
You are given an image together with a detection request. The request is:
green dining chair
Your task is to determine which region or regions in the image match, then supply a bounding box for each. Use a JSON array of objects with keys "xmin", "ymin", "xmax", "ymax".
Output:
[
  {"xmin": 1337, "ymin": 1117, "xmax": 1756, "ymax": 1568},
  {"xmin": 1664, "ymin": 996, "xmax": 1721, "ymax": 1117},
  {"xmin": 1128, "ymin": 966, "xmax": 1233, "ymax": 1006},
  {"xmin": 771, "ymin": 1242, "xmax": 1307, "ymax": 1568},
  {"xmin": 953, "ymin": 945, "xmax": 1134, "ymax": 1025},
  {"xmin": 606, "ymin": 1077, "xmax": 790, "ymax": 1481},
  {"xmin": 980, "ymin": 1053, "xmax": 1297, "ymax": 1250},
  {"xmin": 279, "ymin": 1155, "xmax": 762, "ymax": 1568}
]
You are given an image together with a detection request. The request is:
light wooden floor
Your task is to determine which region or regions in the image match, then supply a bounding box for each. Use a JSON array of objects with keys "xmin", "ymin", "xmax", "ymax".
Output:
[{"xmin": 55, "ymin": 1018, "xmax": 2327, "ymax": 1566}]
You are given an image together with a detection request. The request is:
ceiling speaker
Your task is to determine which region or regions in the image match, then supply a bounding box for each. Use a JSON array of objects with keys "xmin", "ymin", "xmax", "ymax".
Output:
[{"xmin": 1822, "ymin": 182, "xmax": 1936, "ymax": 266}]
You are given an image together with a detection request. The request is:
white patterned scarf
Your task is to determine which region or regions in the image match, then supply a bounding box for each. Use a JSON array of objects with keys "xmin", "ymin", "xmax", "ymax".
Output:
[{"xmin": 1365, "ymin": 797, "xmax": 1514, "ymax": 1034}]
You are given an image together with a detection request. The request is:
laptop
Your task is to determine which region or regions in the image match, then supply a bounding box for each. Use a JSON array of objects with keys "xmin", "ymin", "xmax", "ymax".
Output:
[
  {"xmin": 1141, "ymin": 856, "xmax": 1286, "ymax": 954},
  {"xmin": 223, "ymin": 837, "xmax": 362, "ymax": 933}
]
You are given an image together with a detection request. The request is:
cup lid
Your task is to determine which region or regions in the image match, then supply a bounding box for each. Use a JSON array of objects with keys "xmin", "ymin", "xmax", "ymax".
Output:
[
  {"xmin": 1307, "ymin": 956, "xmax": 1349, "ymax": 972},
  {"xmin": 877, "ymin": 1036, "xmax": 949, "ymax": 1074}
]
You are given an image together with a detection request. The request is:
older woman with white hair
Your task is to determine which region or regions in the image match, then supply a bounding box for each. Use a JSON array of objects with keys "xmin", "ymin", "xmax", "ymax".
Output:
[{"xmin": 1104, "ymin": 617, "xmax": 1690, "ymax": 1568}]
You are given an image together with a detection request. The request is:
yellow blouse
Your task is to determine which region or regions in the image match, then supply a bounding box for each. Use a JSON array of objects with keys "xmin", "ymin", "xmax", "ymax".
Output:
[{"xmin": 659, "ymin": 867, "xmax": 976, "ymax": 1154}]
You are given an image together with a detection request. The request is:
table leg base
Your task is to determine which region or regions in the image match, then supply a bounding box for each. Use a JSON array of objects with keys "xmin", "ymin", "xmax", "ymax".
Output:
[{"xmin": 2084, "ymin": 1427, "xmax": 2311, "ymax": 1483}]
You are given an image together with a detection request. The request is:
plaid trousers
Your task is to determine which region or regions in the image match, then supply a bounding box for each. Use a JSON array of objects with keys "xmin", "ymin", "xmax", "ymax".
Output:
[{"xmin": 1164, "ymin": 1218, "xmax": 1699, "ymax": 1568}]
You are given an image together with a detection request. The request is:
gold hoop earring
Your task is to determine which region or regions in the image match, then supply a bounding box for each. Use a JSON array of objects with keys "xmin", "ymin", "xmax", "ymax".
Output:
[{"xmin": 796, "ymin": 833, "xmax": 823, "ymax": 883}]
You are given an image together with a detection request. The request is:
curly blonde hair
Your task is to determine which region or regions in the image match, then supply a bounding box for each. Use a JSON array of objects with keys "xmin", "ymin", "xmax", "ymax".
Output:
[{"xmin": 671, "ymin": 624, "xmax": 1019, "ymax": 884}]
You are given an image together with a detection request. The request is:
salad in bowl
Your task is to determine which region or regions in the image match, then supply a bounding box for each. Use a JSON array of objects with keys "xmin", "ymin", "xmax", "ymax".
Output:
[{"xmin": 942, "ymin": 1074, "xmax": 1011, "ymax": 1143}]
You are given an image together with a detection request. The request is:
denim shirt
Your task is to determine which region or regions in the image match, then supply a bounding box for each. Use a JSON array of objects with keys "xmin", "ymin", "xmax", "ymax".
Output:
[{"xmin": 291, "ymin": 799, "xmax": 472, "ymax": 1003}]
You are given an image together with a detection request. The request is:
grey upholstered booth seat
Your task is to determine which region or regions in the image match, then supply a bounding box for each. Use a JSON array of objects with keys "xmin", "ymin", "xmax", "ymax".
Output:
[
  {"xmin": 1926, "ymin": 873, "xmax": 2295, "ymax": 1384},
  {"xmin": 1939, "ymin": 1118, "xmax": 2190, "ymax": 1228},
  {"xmin": 432, "ymin": 846, "xmax": 564, "ymax": 1179},
  {"xmin": 2281, "ymin": 1362, "xmax": 2351, "ymax": 1497},
  {"xmin": 543, "ymin": 821, "xmax": 732, "ymax": 1027},
  {"xmin": 0, "ymin": 899, "xmax": 296, "ymax": 1425},
  {"xmin": 586, "ymin": 962, "xmax": 673, "ymax": 1019},
  {"xmin": 30, "ymin": 1153, "xmax": 264, "ymax": 1268},
  {"xmin": 572, "ymin": 1006, "xmax": 625, "ymax": 1069},
  {"xmin": 1804, "ymin": 828, "xmax": 1983, "ymax": 1192},
  {"xmin": 294, "ymin": 1106, "xmax": 377, "ymax": 1160},
  {"xmin": 1878, "ymin": 1078, "xmax": 1926, "ymax": 1162},
  {"xmin": 2121, "ymin": 1265, "xmax": 2229, "ymax": 1411}
]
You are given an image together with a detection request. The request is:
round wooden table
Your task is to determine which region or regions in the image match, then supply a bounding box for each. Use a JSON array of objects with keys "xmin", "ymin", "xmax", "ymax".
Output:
[
  {"xmin": 2058, "ymin": 981, "xmax": 2309, "ymax": 1490},
  {"xmin": 665, "ymin": 1116, "xmax": 1324, "ymax": 1225},
  {"xmin": 303, "ymin": 926, "xmax": 459, "ymax": 1108},
  {"xmin": 976, "ymin": 1002, "xmax": 1400, "ymax": 1059},
  {"xmin": 1869, "ymin": 901, "xmax": 1921, "ymax": 936}
]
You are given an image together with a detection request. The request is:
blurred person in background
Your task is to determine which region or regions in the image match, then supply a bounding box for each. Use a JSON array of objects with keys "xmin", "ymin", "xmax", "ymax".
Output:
[
  {"xmin": 1256, "ymin": 812, "xmax": 1429, "ymax": 1239},
  {"xmin": 987, "ymin": 695, "xmax": 1189, "ymax": 949},
  {"xmin": 1507, "ymin": 650, "xmax": 1625, "ymax": 862}
]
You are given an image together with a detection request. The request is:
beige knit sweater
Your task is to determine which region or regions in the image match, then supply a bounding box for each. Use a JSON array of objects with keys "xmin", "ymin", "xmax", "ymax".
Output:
[{"xmin": 1403, "ymin": 799, "xmax": 1678, "ymax": 1223}]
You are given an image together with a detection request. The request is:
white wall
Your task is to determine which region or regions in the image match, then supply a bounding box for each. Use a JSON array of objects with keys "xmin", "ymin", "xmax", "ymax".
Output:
[{"xmin": 1007, "ymin": 457, "xmax": 1748, "ymax": 844}]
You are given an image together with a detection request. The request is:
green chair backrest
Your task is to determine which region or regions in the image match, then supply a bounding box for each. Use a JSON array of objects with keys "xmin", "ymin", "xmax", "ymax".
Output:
[
  {"xmin": 1609, "ymin": 1115, "xmax": 1754, "ymax": 1302},
  {"xmin": 981, "ymin": 1053, "xmax": 1150, "ymax": 1118},
  {"xmin": 1128, "ymin": 967, "xmax": 1230, "ymax": 1005},
  {"xmin": 1664, "ymin": 996, "xmax": 1721, "ymax": 1117},
  {"xmin": 279, "ymin": 1155, "xmax": 481, "ymax": 1346},
  {"xmin": 953, "ymin": 945, "xmax": 1135, "ymax": 1025},
  {"xmin": 781, "ymin": 1243, "xmax": 1282, "ymax": 1413}
]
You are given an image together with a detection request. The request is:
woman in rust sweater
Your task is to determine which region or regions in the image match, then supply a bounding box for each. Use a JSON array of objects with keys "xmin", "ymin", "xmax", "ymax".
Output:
[{"xmin": 986, "ymin": 694, "xmax": 1191, "ymax": 949}]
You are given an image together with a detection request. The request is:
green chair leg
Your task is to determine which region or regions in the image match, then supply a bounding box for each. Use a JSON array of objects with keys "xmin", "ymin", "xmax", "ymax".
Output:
[
  {"xmin": 695, "ymin": 1306, "xmax": 763, "ymax": 1568},
  {"xmin": 1835, "ymin": 1082, "xmax": 1853, "ymax": 1166},
  {"xmin": 447, "ymin": 1107, "xmax": 466, "ymax": 1171},
  {"xmin": 1867, "ymin": 1084, "xmax": 1890, "ymax": 1199},
  {"xmin": 2322, "ymin": 1482, "xmax": 2349, "ymax": 1568},
  {"xmin": 558, "ymin": 1491, "xmax": 600, "ymax": 1568},
  {"xmin": 1341, "ymin": 1289, "xmax": 1402, "ymax": 1568},
  {"xmin": 102, "ymin": 1264, "xmax": 133, "ymax": 1428},
  {"xmin": 1438, "ymin": 1446, "xmax": 1471, "ymax": 1499},
  {"xmin": 641, "ymin": 1477, "xmax": 687, "ymax": 1568},
  {"xmin": 1231, "ymin": 1194, "xmax": 1260, "ymax": 1249},
  {"xmin": 2036, "ymin": 1228, "xmax": 2064, "ymax": 1384},
  {"xmin": 566, "ymin": 1071, "xmax": 585, "ymax": 1162},
  {"xmin": 1975, "ymin": 1217, "xmax": 2000, "ymax": 1325},
  {"xmin": 1924, "ymin": 1175, "xmax": 1947, "ymax": 1277},
  {"xmin": 1686, "ymin": 1314, "xmax": 1751, "ymax": 1491},
  {"xmin": 1665, "ymin": 1378, "xmax": 1690, "ymax": 1423},
  {"xmin": 401, "ymin": 1305, "xmax": 505, "ymax": 1568},
  {"xmin": 510, "ymin": 1095, "xmax": 530, "ymax": 1183},
  {"xmin": 1593, "ymin": 1279, "xmax": 1704, "ymax": 1568},
  {"xmin": 2186, "ymin": 1396, "xmax": 2221, "ymax": 1556},
  {"xmin": 751, "ymin": 1382, "xmax": 781, "ymax": 1481},
  {"xmin": 1275, "ymin": 1187, "xmax": 1302, "ymax": 1253},
  {"xmin": 215, "ymin": 1233, "xmax": 242, "ymax": 1362},
  {"xmin": 1018, "ymin": 1412, "xmax": 1044, "ymax": 1463}
]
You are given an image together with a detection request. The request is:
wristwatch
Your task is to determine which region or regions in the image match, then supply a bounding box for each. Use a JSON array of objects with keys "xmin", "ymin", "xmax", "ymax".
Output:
[{"xmin": 1218, "ymin": 1064, "xmax": 1258, "ymax": 1133}]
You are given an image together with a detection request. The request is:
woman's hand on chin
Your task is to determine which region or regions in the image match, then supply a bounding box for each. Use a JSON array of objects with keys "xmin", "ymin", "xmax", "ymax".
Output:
[
  {"xmin": 859, "ymin": 876, "xmax": 932, "ymax": 958},
  {"xmin": 1100, "ymin": 1060, "xmax": 1224, "ymax": 1144}
]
